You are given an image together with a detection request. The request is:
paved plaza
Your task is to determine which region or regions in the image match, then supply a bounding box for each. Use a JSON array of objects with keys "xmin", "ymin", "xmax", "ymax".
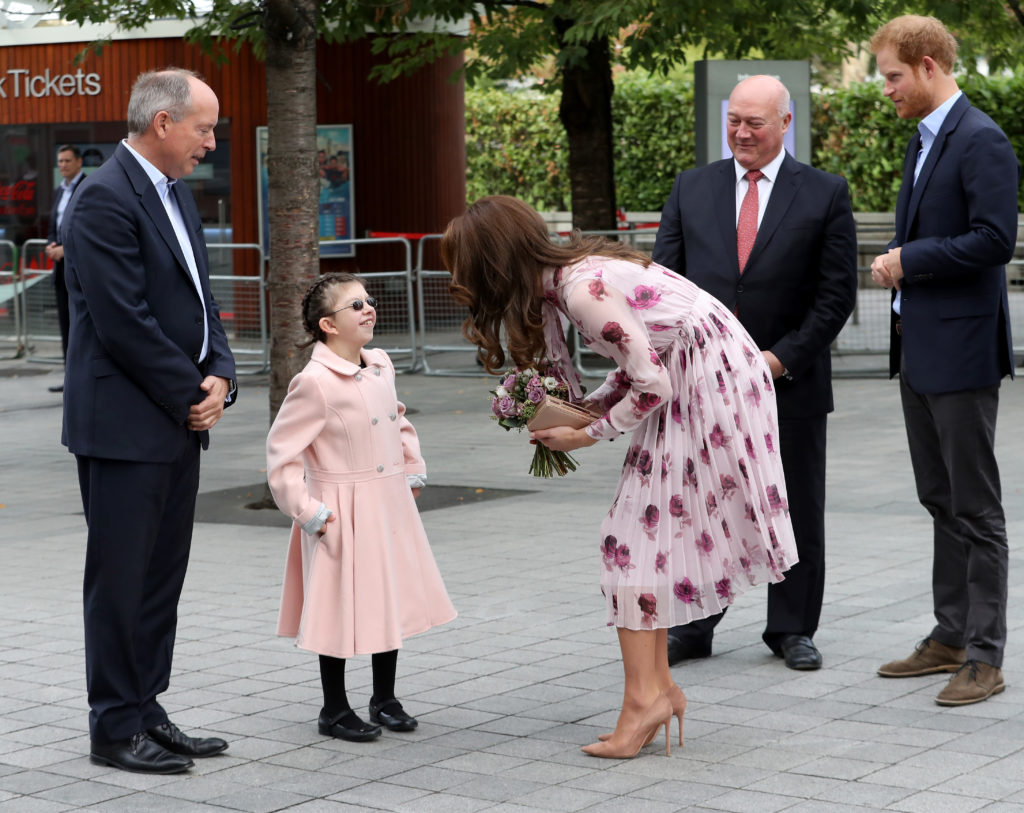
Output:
[{"xmin": 3, "ymin": 358, "xmax": 1024, "ymax": 812}]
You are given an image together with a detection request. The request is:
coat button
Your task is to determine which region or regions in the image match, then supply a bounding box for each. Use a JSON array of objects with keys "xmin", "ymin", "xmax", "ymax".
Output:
[
  {"xmin": 389, "ymin": 412, "xmax": 397, "ymax": 420},
  {"xmin": 354, "ymin": 373, "xmax": 362, "ymax": 381},
  {"xmin": 371, "ymin": 417, "xmax": 378, "ymax": 425},
  {"xmin": 374, "ymin": 368, "xmax": 381, "ymax": 376},
  {"xmin": 377, "ymin": 464, "xmax": 384, "ymax": 472}
]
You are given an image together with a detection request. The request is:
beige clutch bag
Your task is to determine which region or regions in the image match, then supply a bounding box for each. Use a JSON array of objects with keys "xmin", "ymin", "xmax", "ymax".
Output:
[{"xmin": 526, "ymin": 395, "xmax": 599, "ymax": 431}]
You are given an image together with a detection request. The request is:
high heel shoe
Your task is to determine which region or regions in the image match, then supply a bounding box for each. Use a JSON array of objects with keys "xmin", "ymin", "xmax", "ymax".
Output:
[
  {"xmin": 582, "ymin": 693, "xmax": 672, "ymax": 759},
  {"xmin": 666, "ymin": 684, "xmax": 686, "ymax": 746},
  {"xmin": 599, "ymin": 684, "xmax": 686, "ymax": 746}
]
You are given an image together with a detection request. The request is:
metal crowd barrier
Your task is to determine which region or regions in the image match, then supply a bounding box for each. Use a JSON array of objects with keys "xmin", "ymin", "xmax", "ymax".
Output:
[
  {"xmin": 319, "ymin": 237, "xmax": 418, "ymax": 373},
  {"xmin": 206, "ymin": 242, "xmax": 268, "ymax": 374},
  {"xmin": 0, "ymin": 239, "xmax": 21, "ymax": 359},
  {"xmin": 15, "ymin": 238, "xmax": 270, "ymax": 372},
  {"xmin": 8, "ymin": 219, "xmax": 1021, "ymax": 380},
  {"xmin": 415, "ymin": 234, "xmax": 480, "ymax": 376},
  {"xmin": 18, "ymin": 239, "xmax": 59, "ymax": 364}
]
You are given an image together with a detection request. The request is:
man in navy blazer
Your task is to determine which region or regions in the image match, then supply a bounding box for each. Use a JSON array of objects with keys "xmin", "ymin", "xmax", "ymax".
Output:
[
  {"xmin": 61, "ymin": 69, "xmax": 236, "ymax": 772},
  {"xmin": 44, "ymin": 144, "xmax": 84, "ymax": 391},
  {"xmin": 653, "ymin": 75, "xmax": 857, "ymax": 670},
  {"xmin": 870, "ymin": 16, "xmax": 1019, "ymax": 706}
]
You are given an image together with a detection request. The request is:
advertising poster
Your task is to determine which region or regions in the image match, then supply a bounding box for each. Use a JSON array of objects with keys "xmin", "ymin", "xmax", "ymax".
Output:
[{"xmin": 256, "ymin": 124, "xmax": 355, "ymax": 258}]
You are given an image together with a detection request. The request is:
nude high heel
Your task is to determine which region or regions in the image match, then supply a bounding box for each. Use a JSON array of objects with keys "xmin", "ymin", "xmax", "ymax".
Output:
[
  {"xmin": 598, "ymin": 684, "xmax": 686, "ymax": 746},
  {"xmin": 582, "ymin": 693, "xmax": 672, "ymax": 759},
  {"xmin": 666, "ymin": 684, "xmax": 686, "ymax": 746}
]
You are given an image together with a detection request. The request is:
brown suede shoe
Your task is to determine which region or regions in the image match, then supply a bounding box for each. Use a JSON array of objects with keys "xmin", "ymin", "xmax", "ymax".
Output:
[
  {"xmin": 935, "ymin": 661, "xmax": 1005, "ymax": 706},
  {"xmin": 877, "ymin": 638, "xmax": 966, "ymax": 677}
]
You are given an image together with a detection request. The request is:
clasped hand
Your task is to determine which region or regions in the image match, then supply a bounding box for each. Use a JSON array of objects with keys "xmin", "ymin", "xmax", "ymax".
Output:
[
  {"xmin": 529, "ymin": 425, "xmax": 598, "ymax": 452},
  {"xmin": 870, "ymin": 246, "xmax": 904, "ymax": 290},
  {"xmin": 187, "ymin": 375, "xmax": 230, "ymax": 431}
]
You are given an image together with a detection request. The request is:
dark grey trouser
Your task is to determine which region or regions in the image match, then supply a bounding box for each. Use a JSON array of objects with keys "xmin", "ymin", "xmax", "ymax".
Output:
[{"xmin": 900, "ymin": 373, "xmax": 1008, "ymax": 668}]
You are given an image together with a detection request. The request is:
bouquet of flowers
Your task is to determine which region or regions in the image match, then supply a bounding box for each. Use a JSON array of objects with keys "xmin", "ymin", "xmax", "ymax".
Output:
[{"xmin": 490, "ymin": 365, "xmax": 582, "ymax": 478}]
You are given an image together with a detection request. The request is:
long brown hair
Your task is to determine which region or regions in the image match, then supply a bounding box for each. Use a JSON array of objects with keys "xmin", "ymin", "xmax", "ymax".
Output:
[{"xmin": 441, "ymin": 195, "xmax": 650, "ymax": 372}]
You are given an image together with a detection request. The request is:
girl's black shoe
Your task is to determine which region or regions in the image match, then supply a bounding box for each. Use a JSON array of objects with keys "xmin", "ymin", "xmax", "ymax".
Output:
[
  {"xmin": 368, "ymin": 697, "xmax": 418, "ymax": 732},
  {"xmin": 317, "ymin": 708, "xmax": 381, "ymax": 742}
]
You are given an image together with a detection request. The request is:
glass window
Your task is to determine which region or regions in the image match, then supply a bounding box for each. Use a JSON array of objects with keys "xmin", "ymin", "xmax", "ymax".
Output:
[{"xmin": 0, "ymin": 121, "xmax": 231, "ymax": 250}]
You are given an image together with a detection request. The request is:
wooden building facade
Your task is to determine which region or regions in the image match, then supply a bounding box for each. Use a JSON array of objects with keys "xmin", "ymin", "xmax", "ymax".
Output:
[{"xmin": 0, "ymin": 22, "xmax": 466, "ymax": 275}]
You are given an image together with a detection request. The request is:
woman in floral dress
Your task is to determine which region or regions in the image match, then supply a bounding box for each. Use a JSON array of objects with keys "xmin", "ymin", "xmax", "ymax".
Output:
[{"xmin": 442, "ymin": 196, "xmax": 798, "ymax": 760}]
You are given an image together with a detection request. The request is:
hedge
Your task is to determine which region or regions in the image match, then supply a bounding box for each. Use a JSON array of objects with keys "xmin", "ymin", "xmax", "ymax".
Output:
[{"xmin": 466, "ymin": 72, "xmax": 1024, "ymax": 212}]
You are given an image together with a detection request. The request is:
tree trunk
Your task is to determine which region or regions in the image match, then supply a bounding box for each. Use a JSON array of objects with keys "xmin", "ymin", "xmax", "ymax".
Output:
[
  {"xmin": 254, "ymin": 0, "xmax": 319, "ymax": 508},
  {"xmin": 555, "ymin": 20, "xmax": 617, "ymax": 232}
]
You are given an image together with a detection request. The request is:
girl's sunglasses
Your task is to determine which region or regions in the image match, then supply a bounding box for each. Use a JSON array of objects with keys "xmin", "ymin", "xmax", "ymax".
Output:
[{"xmin": 328, "ymin": 297, "xmax": 377, "ymax": 315}]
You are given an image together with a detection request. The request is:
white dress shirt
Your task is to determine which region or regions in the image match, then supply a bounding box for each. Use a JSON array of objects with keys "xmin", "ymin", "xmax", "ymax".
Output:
[
  {"xmin": 56, "ymin": 171, "xmax": 85, "ymax": 232},
  {"xmin": 122, "ymin": 140, "xmax": 209, "ymax": 362}
]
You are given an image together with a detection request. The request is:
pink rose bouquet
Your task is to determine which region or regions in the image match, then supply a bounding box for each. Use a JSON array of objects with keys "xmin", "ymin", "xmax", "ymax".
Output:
[{"xmin": 490, "ymin": 365, "xmax": 582, "ymax": 478}]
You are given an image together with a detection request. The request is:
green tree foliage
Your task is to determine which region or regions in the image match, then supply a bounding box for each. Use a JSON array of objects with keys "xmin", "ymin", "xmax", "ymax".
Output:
[
  {"xmin": 612, "ymin": 73, "xmax": 695, "ymax": 211},
  {"xmin": 465, "ymin": 88, "xmax": 569, "ymax": 210},
  {"xmin": 468, "ymin": 72, "xmax": 1024, "ymax": 213},
  {"xmin": 814, "ymin": 73, "xmax": 1024, "ymax": 211}
]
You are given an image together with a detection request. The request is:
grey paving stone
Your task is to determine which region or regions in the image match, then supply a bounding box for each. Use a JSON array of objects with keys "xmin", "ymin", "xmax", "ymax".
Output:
[
  {"xmin": 696, "ymin": 788, "xmax": 798, "ymax": 812},
  {"xmin": 34, "ymin": 777, "xmax": 134, "ymax": 807},
  {"xmin": 0, "ymin": 799, "xmax": 75, "ymax": 813},
  {"xmin": 323, "ymin": 780, "xmax": 432, "ymax": 809},
  {"xmin": 5, "ymin": 372, "xmax": 1024, "ymax": 811},
  {"xmin": 0, "ymin": 770, "xmax": 74, "ymax": 795},
  {"xmin": 513, "ymin": 784, "xmax": 611, "ymax": 812},
  {"xmin": 888, "ymin": 789, "xmax": 991, "ymax": 812}
]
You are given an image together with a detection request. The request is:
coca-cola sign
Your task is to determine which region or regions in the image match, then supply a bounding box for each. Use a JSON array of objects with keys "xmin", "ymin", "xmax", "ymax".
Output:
[
  {"xmin": 0, "ymin": 68, "xmax": 101, "ymax": 100},
  {"xmin": 0, "ymin": 180, "xmax": 36, "ymax": 216}
]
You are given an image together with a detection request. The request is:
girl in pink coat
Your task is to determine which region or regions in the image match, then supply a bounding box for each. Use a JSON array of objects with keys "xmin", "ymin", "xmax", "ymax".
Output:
[{"xmin": 267, "ymin": 273, "xmax": 456, "ymax": 742}]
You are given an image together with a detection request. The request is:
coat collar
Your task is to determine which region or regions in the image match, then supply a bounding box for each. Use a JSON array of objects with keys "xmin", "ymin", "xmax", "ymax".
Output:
[{"xmin": 311, "ymin": 341, "xmax": 387, "ymax": 376}]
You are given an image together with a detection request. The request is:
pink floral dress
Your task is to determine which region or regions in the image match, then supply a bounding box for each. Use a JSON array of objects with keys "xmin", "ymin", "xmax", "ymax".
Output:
[{"xmin": 543, "ymin": 256, "xmax": 798, "ymax": 630}]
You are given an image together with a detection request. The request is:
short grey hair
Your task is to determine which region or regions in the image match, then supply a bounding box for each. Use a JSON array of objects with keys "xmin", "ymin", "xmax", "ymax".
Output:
[
  {"xmin": 126, "ymin": 68, "xmax": 203, "ymax": 137},
  {"xmin": 776, "ymin": 85, "xmax": 791, "ymax": 119}
]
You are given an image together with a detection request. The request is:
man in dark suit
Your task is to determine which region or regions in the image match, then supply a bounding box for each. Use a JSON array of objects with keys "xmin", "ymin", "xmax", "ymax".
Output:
[
  {"xmin": 44, "ymin": 144, "xmax": 84, "ymax": 392},
  {"xmin": 653, "ymin": 75, "xmax": 857, "ymax": 671},
  {"xmin": 869, "ymin": 16, "xmax": 1019, "ymax": 706},
  {"xmin": 62, "ymin": 68, "xmax": 236, "ymax": 773}
]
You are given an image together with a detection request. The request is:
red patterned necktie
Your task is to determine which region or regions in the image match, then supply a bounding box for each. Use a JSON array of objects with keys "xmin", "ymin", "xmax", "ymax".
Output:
[{"xmin": 736, "ymin": 169, "xmax": 764, "ymax": 272}]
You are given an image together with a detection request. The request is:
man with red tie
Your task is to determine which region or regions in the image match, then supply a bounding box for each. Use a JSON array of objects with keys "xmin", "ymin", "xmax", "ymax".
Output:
[{"xmin": 653, "ymin": 75, "xmax": 857, "ymax": 670}]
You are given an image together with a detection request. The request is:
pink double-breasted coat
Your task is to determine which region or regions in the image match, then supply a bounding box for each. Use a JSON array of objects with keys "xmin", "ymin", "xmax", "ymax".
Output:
[{"xmin": 266, "ymin": 343, "xmax": 456, "ymax": 657}]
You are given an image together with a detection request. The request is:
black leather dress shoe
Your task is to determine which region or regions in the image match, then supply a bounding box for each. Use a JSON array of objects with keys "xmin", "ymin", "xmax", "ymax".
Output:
[
  {"xmin": 90, "ymin": 732, "xmax": 193, "ymax": 774},
  {"xmin": 147, "ymin": 722, "xmax": 228, "ymax": 757},
  {"xmin": 369, "ymin": 697, "xmax": 418, "ymax": 732},
  {"xmin": 48, "ymin": 384, "xmax": 64, "ymax": 393},
  {"xmin": 318, "ymin": 709, "xmax": 382, "ymax": 741},
  {"xmin": 778, "ymin": 635, "xmax": 823, "ymax": 670},
  {"xmin": 667, "ymin": 634, "xmax": 712, "ymax": 666}
]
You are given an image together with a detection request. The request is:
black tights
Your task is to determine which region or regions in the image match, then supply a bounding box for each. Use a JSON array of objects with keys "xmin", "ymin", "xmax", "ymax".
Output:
[{"xmin": 319, "ymin": 650, "xmax": 399, "ymax": 716}]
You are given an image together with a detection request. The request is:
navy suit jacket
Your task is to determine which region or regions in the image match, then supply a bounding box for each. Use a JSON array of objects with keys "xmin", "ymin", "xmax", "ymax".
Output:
[
  {"xmin": 47, "ymin": 172, "xmax": 82, "ymax": 280},
  {"xmin": 653, "ymin": 153, "xmax": 857, "ymax": 419},
  {"xmin": 60, "ymin": 143, "xmax": 236, "ymax": 462},
  {"xmin": 888, "ymin": 94, "xmax": 1019, "ymax": 394}
]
